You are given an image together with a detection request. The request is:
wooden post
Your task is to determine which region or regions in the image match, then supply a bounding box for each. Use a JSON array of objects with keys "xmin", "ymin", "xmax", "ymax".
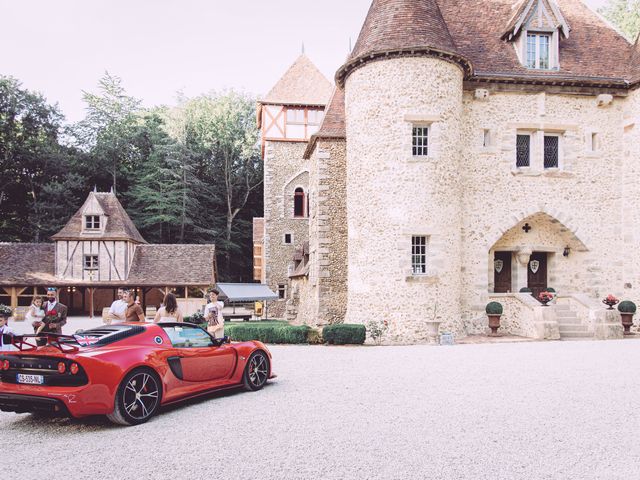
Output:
[
  {"xmin": 10, "ymin": 287, "xmax": 18, "ymax": 310},
  {"xmin": 89, "ymin": 288, "xmax": 94, "ymax": 319}
]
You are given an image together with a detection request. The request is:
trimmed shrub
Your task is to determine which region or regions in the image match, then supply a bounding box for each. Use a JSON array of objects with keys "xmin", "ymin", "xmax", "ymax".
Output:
[
  {"xmin": 486, "ymin": 301, "xmax": 503, "ymax": 315},
  {"xmin": 618, "ymin": 300, "xmax": 637, "ymax": 314},
  {"xmin": 322, "ymin": 324, "xmax": 366, "ymax": 345},
  {"xmin": 225, "ymin": 324, "xmax": 310, "ymax": 344},
  {"xmin": 519, "ymin": 287, "xmax": 532, "ymax": 293},
  {"xmin": 546, "ymin": 287, "xmax": 556, "ymax": 293}
]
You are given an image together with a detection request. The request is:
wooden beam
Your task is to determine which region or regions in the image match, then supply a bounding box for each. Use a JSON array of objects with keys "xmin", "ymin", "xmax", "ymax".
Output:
[{"xmin": 10, "ymin": 287, "xmax": 18, "ymax": 310}]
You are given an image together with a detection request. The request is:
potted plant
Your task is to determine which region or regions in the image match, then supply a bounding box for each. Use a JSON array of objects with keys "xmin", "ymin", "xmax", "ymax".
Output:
[
  {"xmin": 486, "ymin": 301, "xmax": 503, "ymax": 336},
  {"xmin": 618, "ymin": 300, "xmax": 636, "ymax": 335},
  {"xmin": 519, "ymin": 287, "xmax": 532, "ymax": 293},
  {"xmin": 538, "ymin": 291, "xmax": 554, "ymax": 306},
  {"xmin": 603, "ymin": 294, "xmax": 619, "ymax": 310}
]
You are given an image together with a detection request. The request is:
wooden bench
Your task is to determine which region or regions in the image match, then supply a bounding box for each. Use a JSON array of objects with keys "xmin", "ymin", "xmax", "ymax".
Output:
[
  {"xmin": 102, "ymin": 307, "xmax": 112, "ymax": 324},
  {"xmin": 145, "ymin": 307, "xmax": 157, "ymax": 320}
]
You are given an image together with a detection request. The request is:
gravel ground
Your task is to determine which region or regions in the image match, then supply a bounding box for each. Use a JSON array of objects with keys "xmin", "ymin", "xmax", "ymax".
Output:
[{"xmin": 2, "ymin": 340, "xmax": 640, "ymax": 480}]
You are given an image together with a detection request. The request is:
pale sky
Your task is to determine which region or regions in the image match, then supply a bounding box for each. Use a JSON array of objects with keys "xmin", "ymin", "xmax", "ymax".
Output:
[{"xmin": 1, "ymin": 0, "xmax": 609, "ymax": 123}]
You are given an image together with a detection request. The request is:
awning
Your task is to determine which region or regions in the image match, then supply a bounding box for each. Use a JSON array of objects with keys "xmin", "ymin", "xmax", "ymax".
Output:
[{"xmin": 216, "ymin": 283, "xmax": 279, "ymax": 302}]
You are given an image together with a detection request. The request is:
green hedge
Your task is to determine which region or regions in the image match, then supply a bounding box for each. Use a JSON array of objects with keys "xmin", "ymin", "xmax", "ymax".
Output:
[
  {"xmin": 322, "ymin": 324, "xmax": 366, "ymax": 345},
  {"xmin": 226, "ymin": 324, "xmax": 310, "ymax": 344}
]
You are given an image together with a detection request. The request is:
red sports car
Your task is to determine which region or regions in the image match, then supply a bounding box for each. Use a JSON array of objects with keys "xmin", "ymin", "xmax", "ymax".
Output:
[{"xmin": 0, "ymin": 322, "xmax": 274, "ymax": 425}]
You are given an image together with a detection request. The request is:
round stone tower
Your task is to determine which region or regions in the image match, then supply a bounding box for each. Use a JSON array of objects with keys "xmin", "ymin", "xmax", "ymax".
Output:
[{"xmin": 336, "ymin": 0, "xmax": 473, "ymax": 342}]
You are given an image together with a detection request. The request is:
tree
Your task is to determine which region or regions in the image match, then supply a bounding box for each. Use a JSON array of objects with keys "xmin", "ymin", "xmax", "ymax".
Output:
[
  {"xmin": 168, "ymin": 91, "xmax": 263, "ymax": 278},
  {"xmin": 0, "ymin": 76, "xmax": 84, "ymax": 242},
  {"xmin": 73, "ymin": 72, "xmax": 142, "ymax": 194},
  {"xmin": 599, "ymin": 0, "xmax": 640, "ymax": 41}
]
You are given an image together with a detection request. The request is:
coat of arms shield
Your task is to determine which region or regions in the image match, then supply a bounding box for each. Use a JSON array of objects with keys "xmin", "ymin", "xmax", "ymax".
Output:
[
  {"xmin": 494, "ymin": 259, "xmax": 504, "ymax": 274},
  {"xmin": 530, "ymin": 260, "xmax": 540, "ymax": 274}
]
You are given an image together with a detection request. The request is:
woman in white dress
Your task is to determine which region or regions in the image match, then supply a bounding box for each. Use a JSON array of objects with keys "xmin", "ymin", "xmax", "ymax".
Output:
[
  {"xmin": 25, "ymin": 296, "xmax": 45, "ymax": 324},
  {"xmin": 205, "ymin": 288, "xmax": 225, "ymax": 339},
  {"xmin": 154, "ymin": 293, "xmax": 183, "ymax": 323}
]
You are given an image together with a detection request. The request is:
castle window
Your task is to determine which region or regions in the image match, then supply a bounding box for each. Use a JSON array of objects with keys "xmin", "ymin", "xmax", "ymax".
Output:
[
  {"xmin": 516, "ymin": 134, "xmax": 531, "ymax": 167},
  {"xmin": 294, "ymin": 188, "xmax": 306, "ymax": 218},
  {"xmin": 411, "ymin": 236, "xmax": 428, "ymax": 275},
  {"xmin": 284, "ymin": 233, "xmax": 293, "ymax": 245},
  {"xmin": 412, "ymin": 126, "xmax": 429, "ymax": 156},
  {"xmin": 544, "ymin": 135, "xmax": 559, "ymax": 168},
  {"xmin": 588, "ymin": 132, "xmax": 599, "ymax": 153},
  {"xmin": 286, "ymin": 109, "xmax": 305, "ymax": 124},
  {"xmin": 483, "ymin": 129, "xmax": 491, "ymax": 148},
  {"xmin": 84, "ymin": 254, "xmax": 99, "ymax": 270},
  {"xmin": 85, "ymin": 215, "xmax": 100, "ymax": 230},
  {"xmin": 526, "ymin": 33, "xmax": 551, "ymax": 69},
  {"xmin": 307, "ymin": 110, "xmax": 324, "ymax": 126},
  {"xmin": 278, "ymin": 284, "xmax": 286, "ymax": 299}
]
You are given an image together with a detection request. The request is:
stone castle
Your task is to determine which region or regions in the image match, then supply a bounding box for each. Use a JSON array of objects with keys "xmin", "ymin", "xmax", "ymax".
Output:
[{"xmin": 254, "ymin": 0, "xmax": 640, "ymax": 343}]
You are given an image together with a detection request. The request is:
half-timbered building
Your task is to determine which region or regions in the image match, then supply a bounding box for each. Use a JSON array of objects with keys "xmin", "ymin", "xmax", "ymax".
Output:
[{"xmin": 0, "ymin": 191, "xmax": 217, "ymax": 317}]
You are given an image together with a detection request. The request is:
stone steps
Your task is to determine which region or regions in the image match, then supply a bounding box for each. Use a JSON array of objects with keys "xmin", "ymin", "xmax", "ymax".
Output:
[{"xmin": 555, "ymin": 304, "xmax": 593, "ymax": 339}]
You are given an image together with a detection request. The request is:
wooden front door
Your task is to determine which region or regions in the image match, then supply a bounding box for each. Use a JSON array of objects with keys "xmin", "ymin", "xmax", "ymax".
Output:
[
  {"xmin": 494, "ymin": 252, "xmax": 512, "ymax": 293},
  {"xmin": 528, "ymin": 252, "xmax": 548, "ymax": 300}
]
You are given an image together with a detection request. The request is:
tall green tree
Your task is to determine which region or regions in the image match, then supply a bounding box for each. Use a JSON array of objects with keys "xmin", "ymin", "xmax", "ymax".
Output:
[
  {"xmin": 74, "ymin": 72, "xmax": 142, "ymax": 194},
  {"xmin": 0, "ymin": 76, "xmax": 85, "ymax": 242},
  {"xmin": 599, "ymin": 0, "xmax": 640, "ymax": 41},
  {"xmin": 169, "ymin": 92, "xmax": 263, "ymax": 279}
]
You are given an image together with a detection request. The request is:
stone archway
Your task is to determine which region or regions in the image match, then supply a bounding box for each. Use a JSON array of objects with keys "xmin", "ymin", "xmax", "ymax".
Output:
[{"xmin": 488, "ymin": 211, "xmax": 589, "ymax": 295}]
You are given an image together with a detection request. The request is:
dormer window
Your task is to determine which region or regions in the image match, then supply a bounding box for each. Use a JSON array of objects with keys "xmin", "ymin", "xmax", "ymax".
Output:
[
  {"xmin": 85, "ymin": 215, "xmax": 100, "ymax": 230},
  {"xmin": 502, "ymin": 0, "xmax": 569, "ymax": 72},
  {"xmin": 526, "ymin": 33, "xmax": 551, "ymax": 69}
]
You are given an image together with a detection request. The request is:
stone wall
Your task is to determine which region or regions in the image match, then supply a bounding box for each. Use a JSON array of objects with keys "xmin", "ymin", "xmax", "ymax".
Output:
[
  {"xmin": 293, "ymin": 139, "xmax": 348, "ymax": 327},
  {"xmin": 263, "ymin": 140, "xmax": 310, "ymax": 317},
  {"xmin": 344, "ymin": 57, "xmax": 465, "ymax": 342},
  {"xmin": 459, "ymin": 88, "xmax": 629, "ymax": 332}
]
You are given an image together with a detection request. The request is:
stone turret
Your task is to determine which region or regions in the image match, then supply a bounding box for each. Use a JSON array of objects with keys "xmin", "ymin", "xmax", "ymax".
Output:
[{"xmin": 339, "ymin": 0, "xmax": 467, "ymax": 341}]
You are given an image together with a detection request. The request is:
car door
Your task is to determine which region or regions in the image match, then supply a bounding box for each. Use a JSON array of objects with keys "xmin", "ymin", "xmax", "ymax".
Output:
[{"xmin": 162, "ymin": 325, "xmax": 236, "ymax": 382}]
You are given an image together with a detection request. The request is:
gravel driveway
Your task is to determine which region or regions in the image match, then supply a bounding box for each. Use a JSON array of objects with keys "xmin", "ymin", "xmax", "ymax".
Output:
[{"xmin": 2, "ymin": 340, "xmax": 640, "ymax": 480}]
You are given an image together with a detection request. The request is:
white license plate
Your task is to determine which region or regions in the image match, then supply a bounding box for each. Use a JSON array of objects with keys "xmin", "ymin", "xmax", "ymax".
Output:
[{"xmin": 16, "ymin": 374, "xmax": 44, "ymax": 385}]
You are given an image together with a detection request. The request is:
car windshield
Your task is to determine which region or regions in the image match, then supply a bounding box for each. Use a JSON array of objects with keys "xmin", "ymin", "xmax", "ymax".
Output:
[{"xmin": 162, "ymin": 325, "xmax": 213, "ymax": 348}]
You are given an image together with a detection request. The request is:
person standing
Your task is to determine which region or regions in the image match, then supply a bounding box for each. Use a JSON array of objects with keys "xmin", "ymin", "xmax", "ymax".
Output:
[
  {"xmin": 0, "ymin": 306, "xmax": 14, "ymax": 351},
  {"xmin": 33, "ymin": 287, "xmax": 68, "ymax": 335},
  {"xmin": 154, "ymin": 293, "xmax": 183, "ymax": 323},
  {"xmin": 107, "ymin": 288, "xmax": 128, "ymax": 324},
  {"xmin": 25, "ymin": 296, "xmax": 45, "ymax": 324},
  {"xmin": 123, "ymin": 289, "xmax": 145, "ymax": 322},
  {"xmin": 205, "ymin": 288, "xmax": 225, "ymax": 339}
]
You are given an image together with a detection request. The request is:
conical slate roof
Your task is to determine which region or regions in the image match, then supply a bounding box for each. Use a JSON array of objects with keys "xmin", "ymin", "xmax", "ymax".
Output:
[
  {"xmin": 337, "ymin": 0, "xmax": 471, "ymax": 86},
  {"xmin": 261, "ymin": 54, "xmax": 333, "ymax": 107},
  {"xmin": 304, "ymin": 87, "xmax": 346, "ymax": 159}
]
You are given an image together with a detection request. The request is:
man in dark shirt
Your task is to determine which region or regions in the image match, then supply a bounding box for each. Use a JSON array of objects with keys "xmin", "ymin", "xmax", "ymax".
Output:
[{"xmin": 123, "ymin": 289, "xmax": 145, "ymax": 322}]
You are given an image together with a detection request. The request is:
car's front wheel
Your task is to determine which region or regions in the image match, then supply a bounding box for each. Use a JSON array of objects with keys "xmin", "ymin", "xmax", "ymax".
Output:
[
  {"xmin": 243, "ymin": 351, "xmax": 270, "ymax": 391},
  {"xmin": 107, "ymin": 368, "xmax": 162, "ymax": 426}
]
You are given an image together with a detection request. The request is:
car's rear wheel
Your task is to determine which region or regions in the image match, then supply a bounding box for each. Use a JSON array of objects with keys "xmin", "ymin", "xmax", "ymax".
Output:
[
  {"xmin": 107, "ymin": 368, "xmax": 162, "ymax": 426},
  {"xmin": 243, "ymin": 351, "xmax": 270, "ymax": 391}
]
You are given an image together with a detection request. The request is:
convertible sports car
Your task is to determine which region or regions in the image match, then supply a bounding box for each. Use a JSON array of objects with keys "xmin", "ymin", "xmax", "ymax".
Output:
[{"xmin": 0, "ymin": 322, "xmax": 274, "ymax": 425}]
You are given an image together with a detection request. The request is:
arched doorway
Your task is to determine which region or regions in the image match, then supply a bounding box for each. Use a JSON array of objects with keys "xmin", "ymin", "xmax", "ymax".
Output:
[{"xmin": 489, "ymin": 212, "xmax": 588, "ymax": 299}]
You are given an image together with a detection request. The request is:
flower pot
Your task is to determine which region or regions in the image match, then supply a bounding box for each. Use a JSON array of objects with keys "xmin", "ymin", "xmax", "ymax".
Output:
[
  {"xmin": 620, "ymin": 313, "xmax": 635, "ymax": 335},
  {"xmin": 425, "ymin": 321, "xmax": 442, "ymax": 344},
  {"xmin": 540, "ymin": 300, "xmax": 550, "ymax": 306},
  {"xmin": 603, "ymin": 300, "xmax": 619, "ymax": 310},
  {"xmin": 487, "ymin": 314, "xmax": 501, "ymax": 336}
]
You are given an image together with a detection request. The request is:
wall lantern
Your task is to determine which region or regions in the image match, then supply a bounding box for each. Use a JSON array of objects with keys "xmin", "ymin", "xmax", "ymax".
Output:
[{"xmin": 563, "ymin": 246, "xmax": 571, "ymax": 257}]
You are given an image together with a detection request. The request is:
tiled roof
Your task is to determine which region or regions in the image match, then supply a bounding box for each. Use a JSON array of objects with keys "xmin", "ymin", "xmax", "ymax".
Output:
[
  {"xmin": 126, "ymin": 244, "xmax": 216, "ymax": 286},
  {"xmin": 260, "ymin": 54, "xmax": 333, "ymax": 106},
  {"xmin": 338, "ymin": 0, "xmax": 637, "ymax": 87},
  {"xmin": 0, "ymin": 243, "xmax": 56, "ymax": 286},
  {"xmin": 304, "ymin": 88, "xmax": 346, "ymax": 159},
  {"xmin": 52, "ymin": 192, "xmax": 146, "ymax": 243}
]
